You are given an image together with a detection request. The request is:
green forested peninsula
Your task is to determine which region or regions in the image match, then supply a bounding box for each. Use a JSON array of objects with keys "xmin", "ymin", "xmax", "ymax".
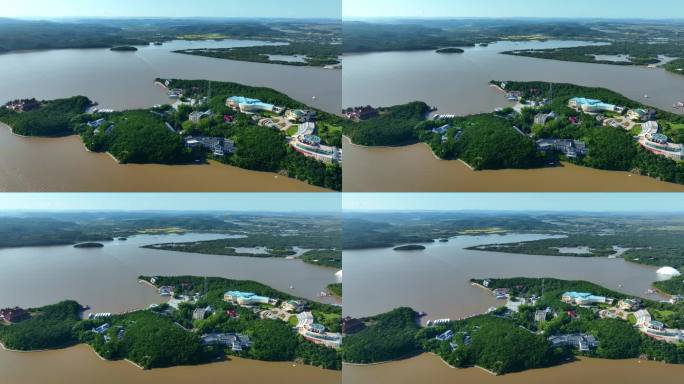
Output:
[
  {"xmin": 343, "ymin": 278, "xmax": 684, "ymax": 375},
  {"xmin": 343, "ymin": 80, "xmax": 684, "ymax": 182},
  {"xmin": 0, "ymin": 276, "xmax": 342, "ymax": 370},
  {"xmin": 0, "ymin": 96, "xmax": 91, "ymax": 136}
]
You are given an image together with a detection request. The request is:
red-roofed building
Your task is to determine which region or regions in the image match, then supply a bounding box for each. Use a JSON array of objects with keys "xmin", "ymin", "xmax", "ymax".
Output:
[{"xmin": 0, "ymin": 307, "xmax": 30, "ymax": 323}]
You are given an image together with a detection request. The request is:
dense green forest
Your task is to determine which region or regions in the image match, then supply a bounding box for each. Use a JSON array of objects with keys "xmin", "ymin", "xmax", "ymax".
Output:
[
  {"xmin": 0, "ymin": 301, "xmax": 82, "ymax": 350},
  {"xmin": 341, "ymin": 307, "xmax": 422, "ymax": 363},
  {"xmin": 0, "ymin": 96, "xmax": 91, "ymax": 136},
  {"xmin": 343, "ymin": 101, "xmax": 431, "ymax": 146},
  {"xmin": 327, "ymin": 283, "xmax": 342, "ymax": 298},
  {"xmin": 175, "ymin": 43, "xmax": 340, "ymax": 67}
]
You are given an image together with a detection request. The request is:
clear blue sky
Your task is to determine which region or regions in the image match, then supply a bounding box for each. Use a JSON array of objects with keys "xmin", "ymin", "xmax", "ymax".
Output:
[
  {"xmin": 2, "ymin": 0, "xmax": 341, "ymax": 19},
  {"xmin": 343, "ymin": 193, "xmax": 684, "ymax": 213},
  {"xmin": 0, "ymin": 193, "xmax": 340, "ymax": 213},
  {"xmin": 343, "ymin": 0, "xmax": 684, "ymax": 19}
]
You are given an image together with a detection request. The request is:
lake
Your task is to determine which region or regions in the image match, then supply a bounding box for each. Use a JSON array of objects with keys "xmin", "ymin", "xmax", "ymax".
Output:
[
  {"xmin": 343, "ymin": 233, "xmax": 668, "ymax": 321},
  {"xmin": 0, "ymin": 344, "xmax": 340, "ymax": 384},
  {"xmin": 344, "ymin": 353, "xmax": 684, "ymax": 384},
  {"xmin": 0, "ymin": 39, "xmax": 340, "ymax": 113},
  {"xmin": 343, "ymin": 40, "xmax": 684, "ymax": 115},
  {"xmin": 0, "ymin": 233, "xmax": 341, "ymax": 314}
]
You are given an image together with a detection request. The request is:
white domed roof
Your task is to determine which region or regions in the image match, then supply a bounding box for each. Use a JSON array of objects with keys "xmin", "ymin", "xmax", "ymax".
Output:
[{"xmin": 656, "ymin": 266, "xmax": 681, "ymax": 276}]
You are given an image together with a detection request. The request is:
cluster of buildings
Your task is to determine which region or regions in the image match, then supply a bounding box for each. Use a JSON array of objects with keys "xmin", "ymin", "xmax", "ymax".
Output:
[
  {"xmin": 184, "ymin": 136, "xmax": 236, "ymax": 157},
  {"xmin": 635, "ymin": 120, "xmax": 684, "ymax": 161},
  {"xmin": 0, "ymin": 307, "xmax": 30, "ymax": 323},
  {"xmin": 561, "ymin": 292, "xmax": 614, "ymax": 306},
  {"xmin": 200, "ymin": 332, "xmax": 251, "ymax": 352},
  {"xmin": 342, "ymin": 105, "xmax": 379, "ymax": 121},
  {"xmin": 4, "ymin": 98, "xmax": 40, "ymax": 112}
]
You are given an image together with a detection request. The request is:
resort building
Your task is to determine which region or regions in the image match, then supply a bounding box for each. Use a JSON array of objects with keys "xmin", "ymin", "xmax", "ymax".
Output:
[
  {"xmin": 93, "ymin": 323, "xmax": 111, "ymax": 334},
  {"xmin": 5, "ymin": 98, "xmax": 40, "ymax": 112},
  {"xmin": 281, "ymin": 300, "xmax": 307, "ymax": 313},
  {"xmin": 548, "ymin": 333, "xmax": 598, "ymax": 352},
  {"xmin": 297, "ymin": 122, "xmax": 316, "ymax": 136},
  {"xmin": 536, "ymin": 138, "xmax": 588, "ymax": 158},
  {"xmin": 87, "ymin": 118, "xmax": 107, "ymax": 129},
  {"xmin": 296, "ymin": 311, "xmax": 314, "ymax": 329},
  {"xmin": 568, "ymin": 97, "xmax": 620, "ymax": 114},
  {"xmin": 200, "ymin": 333, "xmax": 251, "ymax": 352},
  {"xmin": 224, "ymin": 291, "xmax": 277, "ymax": 306},
  {"xmin": 226, "ymin": 96, "xmax": 281, "ymax": 114},
  {"xmin": 617, "ymin": 299, "xmax": 640, "ymax": 311},
  {"xmin": 285, "ymin": 109, "xmax": 315, "ymax": 122},
  {"xmin": 188, "ymin": 110, "xmax": 212, "ymax": 123},
  {"xmin": 534, "ymin": 111, "xmax": 557, "ymax": 125},
  {"xmin": 627, "ymin": 108, "xmax": 657, "ymax": 122},
  {"xmin": 432, "ymin": 124, "xmax": 450, "ymax": 135},
  {"xmin": 435, "ymin": 330, "xmax": 454, "ymax": 342},
  {"xmin": 0, "ymin": 307, "xmax": 30, "ymax": 323},
  {"xmin": 184, "ymin": 136, "xmax": 236, "ymax": 156},
  {"xmin": 633, "ymin": 120, "xmax": 684, "ymax": 160},
  {"xmin": 192, "ymin": 306, "xmax": 212, "ymax": 320},
  {"xmin": 299, "ymin": 323, "xmax": 342, "ymax": 349},
  {"xmin": 343, "ymin": 106, "xmax": 378, "ymax": 120},
  {"xmin": 561, "ymin": 292, "xmax": 613, "ymax": 306},
  {"xmin": 635, "ymin": 309, "xmax": 652, "ymax": 327},
  {"xmin": 290, "ymin": 135, "xmax": 341, "ymax": 164},
  {"xmin": 638, "ymin": 133, "xmax": 684, "ymax": 161}
]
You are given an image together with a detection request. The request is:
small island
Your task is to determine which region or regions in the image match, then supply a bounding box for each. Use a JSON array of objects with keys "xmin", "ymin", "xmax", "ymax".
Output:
[
  {"xmin": 73, "ymin": 242, "xmax": 104, "ymax": 248},
  {"xmin": 110, "ymin": 46, "xmax": 138, "ymax": 52},
  {"xmin": 436, "ymin": 47, "xmax": 464, "ymax": 54},
  {"xmin": 393, "ymin": 244, "xmax": 426, "ymax": 251}
]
